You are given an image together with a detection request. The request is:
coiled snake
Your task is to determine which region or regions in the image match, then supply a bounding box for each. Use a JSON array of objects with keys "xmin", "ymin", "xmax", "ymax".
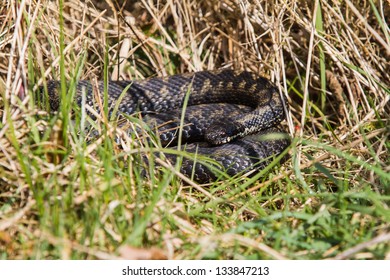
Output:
[{"xmin": 44, "ymin": 70, "xmax": 290, "ymax": 182}]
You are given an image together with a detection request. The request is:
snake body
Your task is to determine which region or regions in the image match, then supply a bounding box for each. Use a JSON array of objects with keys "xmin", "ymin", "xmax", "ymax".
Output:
[{"xmin": 44, "ymin": 70, "xmax": 289, "ymax": 182}]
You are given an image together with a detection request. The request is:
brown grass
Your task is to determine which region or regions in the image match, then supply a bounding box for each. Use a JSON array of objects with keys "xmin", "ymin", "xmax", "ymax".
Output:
[{"xmin": 0, "ymin": 0, "xmax": 389, "ymax": 259}]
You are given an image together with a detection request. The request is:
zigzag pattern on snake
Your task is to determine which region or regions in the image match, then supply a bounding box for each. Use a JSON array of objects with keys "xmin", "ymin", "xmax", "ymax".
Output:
[{"xmin": 43, "ymin": 70, "xmax": 290, "ymax": 182}]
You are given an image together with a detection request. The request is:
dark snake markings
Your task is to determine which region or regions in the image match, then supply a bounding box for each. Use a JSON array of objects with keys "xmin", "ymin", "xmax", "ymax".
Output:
[{"xmin": 44, "ymin": 70, "xmax": 290, "ymax": 182}]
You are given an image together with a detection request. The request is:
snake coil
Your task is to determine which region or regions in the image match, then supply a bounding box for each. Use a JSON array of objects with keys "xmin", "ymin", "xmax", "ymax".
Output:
[{"xmin": 44, "ymin": 70, "xmax": 290, "ymax": 182}]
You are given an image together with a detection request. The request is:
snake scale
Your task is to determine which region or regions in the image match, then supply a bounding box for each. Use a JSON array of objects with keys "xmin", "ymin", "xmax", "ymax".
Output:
[{"xmin": 44, "ymin": 70, "xmax": 290, "ymax": 182}]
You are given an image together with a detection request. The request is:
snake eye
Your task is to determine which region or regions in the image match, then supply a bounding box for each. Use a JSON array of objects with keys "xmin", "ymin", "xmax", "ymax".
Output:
[{"xmin": 205, "ymin": 122, "xmax": 237, "ymax": 145}]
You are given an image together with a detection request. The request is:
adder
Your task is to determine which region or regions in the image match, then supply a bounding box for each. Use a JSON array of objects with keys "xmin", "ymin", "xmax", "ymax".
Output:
[{"xmin": 42, "ymin": 69, "xmax": 290, "ymax": 182}]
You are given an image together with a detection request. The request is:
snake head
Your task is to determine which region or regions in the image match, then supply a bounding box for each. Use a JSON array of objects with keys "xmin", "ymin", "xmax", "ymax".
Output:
[{"xmin": 205, "ymin": 121, "xmax": 244, "ymax": 145}]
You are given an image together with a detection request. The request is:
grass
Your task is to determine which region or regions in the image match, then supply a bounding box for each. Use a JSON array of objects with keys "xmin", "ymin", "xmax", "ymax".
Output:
[{"xmin": 0, "ymin": 0, "xmax": 389, "ymax": 260}]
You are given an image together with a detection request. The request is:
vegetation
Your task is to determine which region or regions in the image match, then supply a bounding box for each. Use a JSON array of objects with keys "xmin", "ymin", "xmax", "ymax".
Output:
[{"xmin": 0, "ymin": 0, "xmax": 389, "ymax": 259}]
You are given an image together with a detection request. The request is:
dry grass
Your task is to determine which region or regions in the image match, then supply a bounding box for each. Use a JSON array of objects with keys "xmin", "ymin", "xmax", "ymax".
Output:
[{"xmin": 0, "ymin": 0, "xmax": 389, "ymax": 259}]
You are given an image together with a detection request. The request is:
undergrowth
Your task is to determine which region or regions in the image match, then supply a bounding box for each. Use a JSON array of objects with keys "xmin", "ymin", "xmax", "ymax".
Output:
[{"xmin": 0, "ymin": 0, "xmax": 389, "ymax": 259}]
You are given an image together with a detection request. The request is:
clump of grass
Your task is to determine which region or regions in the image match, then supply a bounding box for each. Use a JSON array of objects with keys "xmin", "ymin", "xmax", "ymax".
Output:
[{"xmin": 0, "ymin": 0, "xmax": 389, "ymax": 260}]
